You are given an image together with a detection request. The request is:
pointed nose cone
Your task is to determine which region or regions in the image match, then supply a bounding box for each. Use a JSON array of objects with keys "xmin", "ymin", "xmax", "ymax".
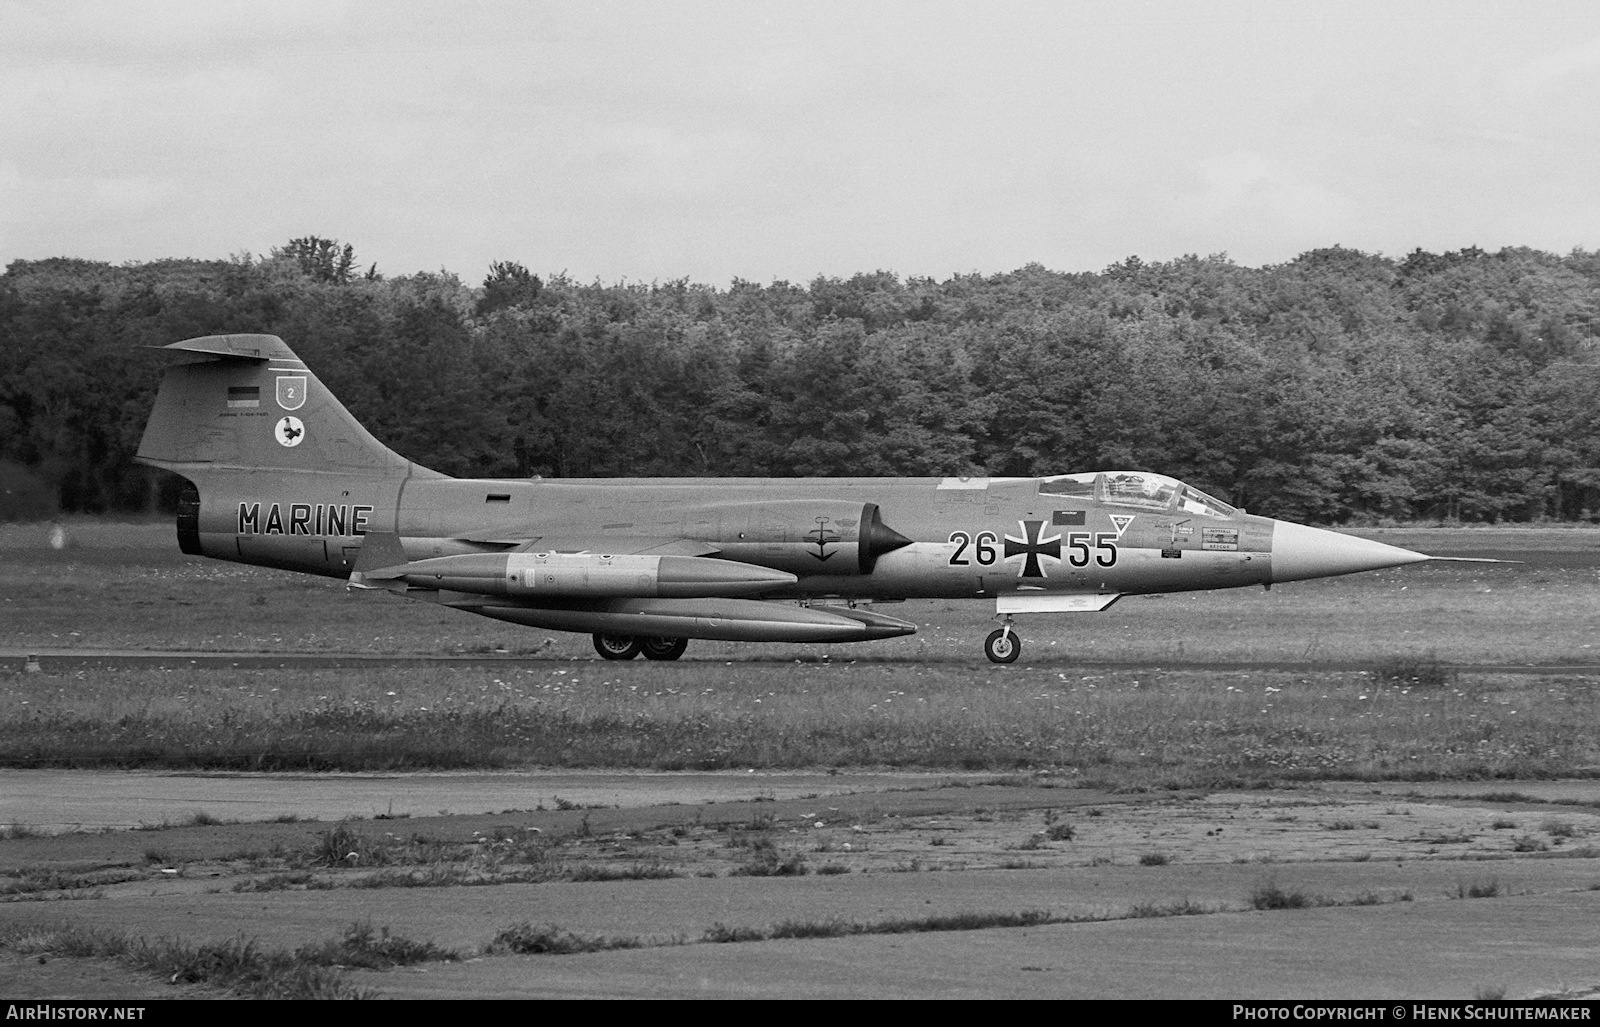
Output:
[{"xmin": 1270, "ymin": 520, "xmax": 1431, "ymax": 583}]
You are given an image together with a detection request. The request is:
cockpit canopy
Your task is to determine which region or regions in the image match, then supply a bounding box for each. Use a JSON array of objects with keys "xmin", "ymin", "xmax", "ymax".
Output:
[{"xmin": 1037, "ymin": 471, "xmax": 1237, "ymax": 518}]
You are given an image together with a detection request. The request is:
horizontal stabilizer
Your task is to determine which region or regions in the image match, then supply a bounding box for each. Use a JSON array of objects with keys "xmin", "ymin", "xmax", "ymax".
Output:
[{"xmin": 145, "ymin": 335, "xmax": 282, "ymax": 362}]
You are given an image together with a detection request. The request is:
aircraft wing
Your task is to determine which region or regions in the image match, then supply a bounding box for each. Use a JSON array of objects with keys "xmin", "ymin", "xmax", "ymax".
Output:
[
  {"xmin": 500, "ymin": 535, "xmax": 723, "ymax": 557},
  {"xmin": 341, "ymin": 532, "xmax": 918, "ymax": 643},
  {"xmin": 417, "ymin": 532, "xmax": 723, "ymax": 557}
]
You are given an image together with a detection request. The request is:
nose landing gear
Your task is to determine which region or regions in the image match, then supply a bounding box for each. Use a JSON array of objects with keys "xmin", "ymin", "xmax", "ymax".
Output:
[{"xmin": 983, "ymin": 617, "xmax": 1021, "ymax": 664}]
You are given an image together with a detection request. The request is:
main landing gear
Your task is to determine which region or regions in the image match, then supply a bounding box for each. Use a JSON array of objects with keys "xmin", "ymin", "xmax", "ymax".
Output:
[
  {"xmin": 984, "ymin": 618, "xmax": 1021, "ymax": 664},
  {"xmin": 592, "ymin": 634, "xmax": 689, "ymax": 661}
]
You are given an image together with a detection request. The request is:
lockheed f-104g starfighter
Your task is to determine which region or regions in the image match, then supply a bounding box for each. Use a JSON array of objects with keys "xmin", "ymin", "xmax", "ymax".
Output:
[{"xmin": 136, "ymin": 334, "xmax": 1484, "ymax": 663}]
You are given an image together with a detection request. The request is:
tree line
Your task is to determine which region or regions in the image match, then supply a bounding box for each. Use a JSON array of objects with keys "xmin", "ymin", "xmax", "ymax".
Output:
[{"xmin": 2, "ymin": 240, "xmax": 1598, "ymax": 524}]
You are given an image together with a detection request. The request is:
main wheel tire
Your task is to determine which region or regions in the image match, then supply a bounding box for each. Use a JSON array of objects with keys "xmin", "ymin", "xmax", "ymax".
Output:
[
  {"xmin": 640, "ymin": 636, "xmax": 689, "ymax": 661},
  {"xmin": 593, "ymin": 633, "xmax": 642, "ymax": 660},
  {"xmin": 984, "ymin": 628, "xmax": 1021, "ymax": 664}
]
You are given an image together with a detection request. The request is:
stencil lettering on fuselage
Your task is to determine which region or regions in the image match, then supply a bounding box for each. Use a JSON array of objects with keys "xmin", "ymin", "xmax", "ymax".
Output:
[{"xmin": 238, "ymin": 502, "xmax": 372, "ymax": 537}]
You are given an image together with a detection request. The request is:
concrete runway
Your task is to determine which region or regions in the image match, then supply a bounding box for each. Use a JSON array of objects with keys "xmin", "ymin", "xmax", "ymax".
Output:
[
  {"xmin": 343, "ymin": 887, "xmax": 1600, "ymax": 1000},
  {"xmin": 0, "ymin": 768, "xmax": 965, "ymax": 832},
  {"xmin": 4, "ymin": 772, "xmax": 1600, "ymax": 999}
]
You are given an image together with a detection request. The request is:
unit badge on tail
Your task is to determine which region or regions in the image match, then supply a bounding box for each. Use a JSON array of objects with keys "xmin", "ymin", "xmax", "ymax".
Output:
[
  {"xmin": 277, "ymin": 375, "xmax": 308, "ymax": 411},
  {"xmin": 275, "ymin": 416, "xmax": 305, "ymax": 447}
]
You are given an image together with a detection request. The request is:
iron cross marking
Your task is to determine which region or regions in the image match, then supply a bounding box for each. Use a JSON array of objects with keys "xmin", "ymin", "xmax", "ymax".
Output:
[{"xmin": 1003, "ymin": 519, "xmax": 1062, "ymax": 578}]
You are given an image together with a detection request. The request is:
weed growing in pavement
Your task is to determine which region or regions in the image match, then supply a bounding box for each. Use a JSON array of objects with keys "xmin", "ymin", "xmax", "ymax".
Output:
[
  {"xmin": 1127, "ymin": 899, "xmax": 1217, "ymax": 918},
  {"xmin": 0, "ymin": 867, "xmax": 144, "ymax": 896},
  {"xmin": 1251, "ymin": 880, "xmax": 1321, "ymax": 910},
  {"xmin": 1479, "ymin": 792, "xmax": 1545, "ymax": 805},
  {"xmin": 1419, "ymin": 831, "xmax": 1474, "ymax": 845},
  {"xmin": 0, "ymin": 923, "xmax": 371, "ymax": 998},
  {"xmin": 703, "ymin": 922, "xmax": 767, "ymax": 943},
  {"xmin": 0, "ymin": 823, "xmax": 44, "ymax": 841},
  {"xmin": 732, "ymin": 848, "xmax": 809, "ymax": 877},
  {"xmin": 1455, "ymin": 878, "xmax": 1501, "ymax": 899},
  {"xmin": 212, "ymin": 818, "xmax": 702, "ymax": 892},
  {"xmin": 296, "ymin": 922, "xmax": 459, "ymax": 969},
  {"xmin": 697, "ymin": 909, "xmax": 1062, "ymax": 945},
  {"xmin": 232, "ymin": 873, "xmax": 328, "ymax": 893},
  {"xmin": 568, "ymin": 862, "xmax": 681, "ymax": 882},
  {"xmin": 769, "ymin": 918, "xmax": 852, "ymax": 939},
  {"xmin": 487, "ymin": 923, "xmax": 645, "ymax": 955}
]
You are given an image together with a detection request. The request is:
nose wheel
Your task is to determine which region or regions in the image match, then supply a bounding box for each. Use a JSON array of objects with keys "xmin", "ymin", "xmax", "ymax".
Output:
[{"xmin": 984, "ymin": 624, "xmax": 1021, "ymax": 664}]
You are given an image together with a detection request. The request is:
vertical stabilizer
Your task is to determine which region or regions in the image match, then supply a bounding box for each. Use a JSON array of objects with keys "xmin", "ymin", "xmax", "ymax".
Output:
[{"xmin": 136, "ymin": 334, "xmax": 444, "ymax": 480}]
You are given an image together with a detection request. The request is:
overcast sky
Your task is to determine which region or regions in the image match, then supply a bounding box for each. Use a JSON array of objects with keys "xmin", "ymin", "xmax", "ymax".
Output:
[{"xmin": 3, "ymin": 0, "xmax": 1598, "ymax": 286}]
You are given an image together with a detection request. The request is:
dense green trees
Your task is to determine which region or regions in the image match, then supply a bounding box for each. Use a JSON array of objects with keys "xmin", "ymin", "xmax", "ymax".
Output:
[{"xmin": 3, "ymin": 242, "xmax": 1597, "ymax": 523}]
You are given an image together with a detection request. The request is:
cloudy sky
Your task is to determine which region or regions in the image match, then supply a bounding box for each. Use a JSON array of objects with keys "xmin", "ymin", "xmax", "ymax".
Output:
[{"xmin": 3, "ymin": 0, "xmax": 1598, "ymax": 285}]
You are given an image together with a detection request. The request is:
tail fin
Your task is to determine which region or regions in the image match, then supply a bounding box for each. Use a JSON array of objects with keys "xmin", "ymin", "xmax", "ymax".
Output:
[{"xmin": 136, "ymin": 334, "xmax": 445, "ymax": 480}]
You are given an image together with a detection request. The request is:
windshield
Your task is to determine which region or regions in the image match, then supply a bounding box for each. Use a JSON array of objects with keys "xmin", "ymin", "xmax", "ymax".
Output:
[
  {"xmin": 1038, "ymin": 471, "xmax": 1236, "ymax": 517},
  {"xmin": 1175, "ymin": 483, "xmax": 1235, "ymax": 518}
]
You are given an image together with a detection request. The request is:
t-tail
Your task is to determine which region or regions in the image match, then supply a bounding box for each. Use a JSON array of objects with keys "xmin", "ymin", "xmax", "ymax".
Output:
[{"xmin": 135, "ymin": 334, "xmax": 447, "ymax": 575}]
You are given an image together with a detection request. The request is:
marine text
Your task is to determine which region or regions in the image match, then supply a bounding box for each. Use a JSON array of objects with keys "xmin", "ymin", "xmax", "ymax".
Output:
[{"xmin": 237, "ymin": 502, "xmax": 372, "ymax": 537}]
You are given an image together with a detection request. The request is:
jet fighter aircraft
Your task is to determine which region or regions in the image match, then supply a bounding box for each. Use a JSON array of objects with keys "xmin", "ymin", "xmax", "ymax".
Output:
[{"xmin": 136, "ymin": 334, "xmax": 1474, "ymax": 663}]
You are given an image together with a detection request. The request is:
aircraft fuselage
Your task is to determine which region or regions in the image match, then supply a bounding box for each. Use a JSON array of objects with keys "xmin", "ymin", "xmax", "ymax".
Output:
[{"xmin": 185, "ymin": 472, "xmax": 1276, "ymax": 600}]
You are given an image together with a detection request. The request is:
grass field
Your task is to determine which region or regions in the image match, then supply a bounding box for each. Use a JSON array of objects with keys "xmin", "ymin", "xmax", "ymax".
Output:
[{"xmin": 2, "ymin": 519, "xmax": 1598, "ymax": 779}]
